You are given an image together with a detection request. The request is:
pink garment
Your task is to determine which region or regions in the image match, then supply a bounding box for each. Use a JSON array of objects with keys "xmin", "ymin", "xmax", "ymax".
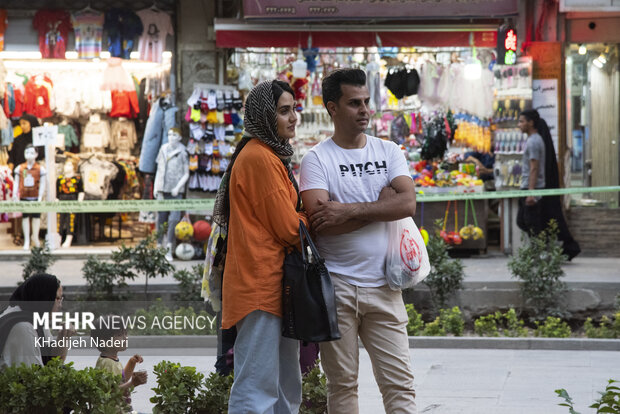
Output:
[
  {"xmin": 136, "ymin": 9, "xmax": 173, "ymax": 63},
  {"xmin": 101, "ymin": 58, "xmax": 135, "ymax": 91}
]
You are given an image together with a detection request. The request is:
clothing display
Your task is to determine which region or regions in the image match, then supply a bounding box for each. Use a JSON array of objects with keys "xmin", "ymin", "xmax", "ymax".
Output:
[
  {"xmin": 0, "ymin": 9, "xmax": 6, "ymax": 52},
  {"xmin": 71, "ymin": 10, "xmax": 104, "ymax": 59},
  {"xmin": 184, "ymin": 86, "xmax": 241, "ymax": 192},
  {"xmin": 136, "ymin": 9, "xmax": 173, "ymax": 63},
  {"xmin": 78, "ymin": 156, "xmax": 119, "ymax": 200},
  {"xmin": 101, "ymin": 58, "xmax": 135, "ymax": 92},
  {"xmin": 0, "ymin": 164, "xmax": 13, "ymax": 201},
  {"xmin": 32, "ymin": 10, "xmax": 72, "ymax": 59},
  {"xmin": 154, "ymin": 142, "xmax": 188, "ymax": 194},
  {"xmin": 56, "ymin": 174, "xmax": 83, "ymax": 238},
  {"xmin": 103, "ymin": 8, "xmax": 143, "ymax": 59},
  {"xmin": 109, "ymin": 90, "xmax": 139, "ymax": 118},
  {"xmin": 82, "ymin": 118, "xmax": 111, "ymax": 152},
  {"xmin": 57, "ymin": 123, "xmax": 79, "ymax": 149},
  {"xmin": 23, "ymin": 75, "xmax": 54, "ymax": 119},
  {"xmin": 16, "ymin": 161, "xmax": 45, "ymax": 200}
]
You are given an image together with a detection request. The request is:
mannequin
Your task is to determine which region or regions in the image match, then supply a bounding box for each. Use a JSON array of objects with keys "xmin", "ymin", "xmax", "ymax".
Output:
[
  {"xmin": 57, "ymin": 160, "xmax": 85, "ymax": 248},
  {"xmin": 13, "ymin": 145, "xmax": 46, "ymax": 250},
  {"xmin": 153, "ymin": 128, "xmax": 189, "ymax": 260}
]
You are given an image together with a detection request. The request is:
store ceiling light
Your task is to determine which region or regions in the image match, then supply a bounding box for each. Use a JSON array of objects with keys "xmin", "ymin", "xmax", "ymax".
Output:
[
  {"xmin": 0, "ymin": 51, "xmax": 42, "ymax": 59},
  {"xmin": 578, "ymin": 44, "xmax": 587, "ymax": 55},
  {"xmin": 597, "ymin": 53, "xmax": 607, "ymax": 64},
  {"xmin": 593, "ymin": 58, "xmax": 604, "ymax": 68}
]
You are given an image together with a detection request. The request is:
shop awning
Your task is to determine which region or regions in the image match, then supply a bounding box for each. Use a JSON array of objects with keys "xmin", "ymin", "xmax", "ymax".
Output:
[{"xmin": 215, "ymin": 19, "xmax": 498, "ymax": 48}]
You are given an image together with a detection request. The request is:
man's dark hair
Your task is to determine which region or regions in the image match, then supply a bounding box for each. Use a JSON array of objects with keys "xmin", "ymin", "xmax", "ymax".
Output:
[
  {"xmin": 91, "ymin": 314, "xmax": 127, "ymax": 352},
  {"xmin": 322, "ymin": 68, "xmax": 367, "ymax": 116}
]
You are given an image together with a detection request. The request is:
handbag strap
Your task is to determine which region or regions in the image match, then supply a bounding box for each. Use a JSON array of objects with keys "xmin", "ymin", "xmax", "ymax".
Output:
[{"xmin": 298, "ymin": 220, "xmax": 323, "ymax": 262}]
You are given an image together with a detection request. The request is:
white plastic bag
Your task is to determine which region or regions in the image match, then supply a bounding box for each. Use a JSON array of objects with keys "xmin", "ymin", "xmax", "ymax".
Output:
[{"xmin": 385, "ymin": 217, "xmax": 431, "ymax": 290}]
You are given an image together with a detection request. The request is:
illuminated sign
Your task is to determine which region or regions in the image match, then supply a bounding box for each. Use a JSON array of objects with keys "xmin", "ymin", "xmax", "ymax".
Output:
[{"xmin": 497, "ymin": 24, "xmax": 517, "ymax": 65}]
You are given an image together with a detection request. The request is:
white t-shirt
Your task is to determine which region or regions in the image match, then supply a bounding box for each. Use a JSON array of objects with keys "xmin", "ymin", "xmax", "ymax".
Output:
[{"xmin": 300, "ymin": 135, "xmax": 411, "ymax": 287}]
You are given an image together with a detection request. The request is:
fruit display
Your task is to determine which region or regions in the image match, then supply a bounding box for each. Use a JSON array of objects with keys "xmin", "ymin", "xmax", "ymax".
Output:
[{"xmin": 411, "ymin": 160, "xmax": 483, "ymax": 189}]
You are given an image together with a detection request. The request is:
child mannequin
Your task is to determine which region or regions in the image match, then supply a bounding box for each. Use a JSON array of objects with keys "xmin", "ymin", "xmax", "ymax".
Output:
[
  {"xmin": 13, "ymin": 145, "xmax": 46, "ymax": 250},
  {"xmin": 56, "ymin": 160, "xmax": 85, "ymax": 248},
  {"xmin": 153, "ymin": 128, "xmax": 189, "ymax": 261}
]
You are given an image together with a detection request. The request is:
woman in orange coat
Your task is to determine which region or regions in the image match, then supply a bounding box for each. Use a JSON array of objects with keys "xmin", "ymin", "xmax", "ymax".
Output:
[{"xmin": 214, "ymin": 80, "xmax": 307, "ymax": 413}]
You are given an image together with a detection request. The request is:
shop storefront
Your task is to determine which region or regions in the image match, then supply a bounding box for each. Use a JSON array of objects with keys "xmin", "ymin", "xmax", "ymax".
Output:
[
  {"xmin": 0, "ymin": 4, "xmax": 180, "ymax": 250},
  {"xmin": 559, "ymin": 1, "xmax": 620, "ymax": 256},
  {"xmin": 212, "ymin": 0, "xmax": 521, "ymax": 253}
]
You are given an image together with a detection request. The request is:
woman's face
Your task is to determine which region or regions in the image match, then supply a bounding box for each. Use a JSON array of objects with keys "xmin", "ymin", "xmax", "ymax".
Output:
[
  {"xmin": 52, "ymin": 286, "xmax": 63, "ymax": 312},
  {"xmin": 19, "ymin": 119, "xmax": 32, "ymax": 134},
  {"xmin": 275, "ymin": 92, "xmax": 297, "ymax": 142}
]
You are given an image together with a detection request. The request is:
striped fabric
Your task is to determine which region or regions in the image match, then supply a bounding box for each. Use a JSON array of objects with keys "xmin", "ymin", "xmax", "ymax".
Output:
[
  {"xmin": 72, "ymin": 10, "xmax": 104, "ymax": 59},
  {"xmin": 213, "ymin": 80, "xmax": 300, "ymax": 229}
]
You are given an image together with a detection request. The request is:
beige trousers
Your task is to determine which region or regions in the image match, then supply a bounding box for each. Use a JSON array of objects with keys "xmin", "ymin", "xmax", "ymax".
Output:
[{"xmin": 320, "ymin": 274, "xmax": 417, "ymax": 414}]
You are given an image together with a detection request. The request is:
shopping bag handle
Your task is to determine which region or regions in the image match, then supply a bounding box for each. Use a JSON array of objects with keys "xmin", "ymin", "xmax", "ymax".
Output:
[{"xmin": 298, "ymin": 219, "xmax": 323, "ymax": 264}]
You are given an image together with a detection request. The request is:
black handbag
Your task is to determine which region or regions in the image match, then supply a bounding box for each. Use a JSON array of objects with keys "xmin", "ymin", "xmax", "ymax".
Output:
[{"xmin": 282, "ymin": 220, "xmax": 340, "ymax": 342}]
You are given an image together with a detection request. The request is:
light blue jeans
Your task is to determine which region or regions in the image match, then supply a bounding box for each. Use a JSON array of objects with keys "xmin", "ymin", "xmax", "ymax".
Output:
[{"xmin": 228, "ymin": 310, "xmax": 302, "ymax": 414}]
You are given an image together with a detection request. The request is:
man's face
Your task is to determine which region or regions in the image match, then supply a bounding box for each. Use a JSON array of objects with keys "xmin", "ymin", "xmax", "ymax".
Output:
[
  {"xmin": 517, "ymin": 115, "xmax": 531, "ymax": 133},
  {"xmin": 329, "ymin": 84, "xmax": 370, "ymax": 134}
]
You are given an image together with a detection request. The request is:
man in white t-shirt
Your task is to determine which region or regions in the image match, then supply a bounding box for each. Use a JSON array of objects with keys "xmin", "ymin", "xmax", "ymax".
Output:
[{"xmin": 300, "ymin": 68, "xmax": 417, "ymax": 413}]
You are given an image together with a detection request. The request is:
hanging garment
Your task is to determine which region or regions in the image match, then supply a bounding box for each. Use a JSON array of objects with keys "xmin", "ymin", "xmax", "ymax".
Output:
[
  {"xmin": 82, "ymin": 118, "xmax": 111, "ymax": 152},
  {"xmin": 136, "ymin": 9, "xmax": 173, "ymax": 63},
  {"xmin": 101, "ymin": 57, "xmax": 135, "ymax": 91},
  {"xmin": 0, "ymin": 9, "xmax": 7, "ymax": 52},
  {"xmin": 23, "ymin": 75, "xmax": 54, "ymax": 119},
  {"xmin": 32, "ymin": 10, "xmax": 72, "ymax": 59},
  {"xmin": 71, "ymin": 10, "xmax": 104, "ymax": 59},
  {"xmin": 109, "ymin": 91, "xmax": 139, "ymax": 118},
  {"xmin": 103, "ymin": 8, "xmax": 143, "ymax": 59},
  {"xmin": 139, "ymin": 97, "xmax": 178, "ymax": 174},
  {"xmin": 57, "ymin": 124, "xmax": 79, "ymax": 149},
  {"xmin": 110, "ymin": 119, "xmax": 137, "ymax": 156}
]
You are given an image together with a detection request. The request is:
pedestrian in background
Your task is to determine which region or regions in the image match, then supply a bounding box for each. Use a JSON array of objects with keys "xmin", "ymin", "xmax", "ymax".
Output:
[{"xmin": 517, "ymin": 109, "xmax": 580, "ymax": 260}]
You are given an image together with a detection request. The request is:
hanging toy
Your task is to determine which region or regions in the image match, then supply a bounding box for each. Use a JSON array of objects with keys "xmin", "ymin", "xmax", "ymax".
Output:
[
  {"xmin": 459, "ymin": 198, "xmax": 474, "ymax": 240},
  {"xmin": 441, "ymin": 201, "xmax": 452, "ymax": 244},
  {"xmin": 449, "ymin": 200, "xmax": 463, "ymax": 245},
  {"xmin": 419, "ymin": 202, "xmax": 429, "ymax": 245},
  {"xmin": 469, "ymin": 199, "xmax": 484, "ymax": 240}
]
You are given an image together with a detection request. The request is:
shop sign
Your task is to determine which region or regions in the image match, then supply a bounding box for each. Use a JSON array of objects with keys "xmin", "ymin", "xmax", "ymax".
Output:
[
  {"xmin": 33, "ymin": 126, "xmax": 59, "ymax": 147},
  {"xmin": 533, "ymin": 79, "xmax": 560, "ymax": 153},
  {"xmin": 560, "ymin": 0, "xmax": 620, "ymax": 12},
  {"xmin": 243, "ymin": 0, "xmax": 518, "ymax": 19},
  {"xmin": 497, "ymin": 24, "xmax": 517, "ymax": 65}
]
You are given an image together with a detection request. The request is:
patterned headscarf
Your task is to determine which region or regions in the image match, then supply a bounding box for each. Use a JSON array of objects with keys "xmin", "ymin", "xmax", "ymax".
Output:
[{"xmin": 212, "ymin": 80, "xmax": 300, "ymax": 229}]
